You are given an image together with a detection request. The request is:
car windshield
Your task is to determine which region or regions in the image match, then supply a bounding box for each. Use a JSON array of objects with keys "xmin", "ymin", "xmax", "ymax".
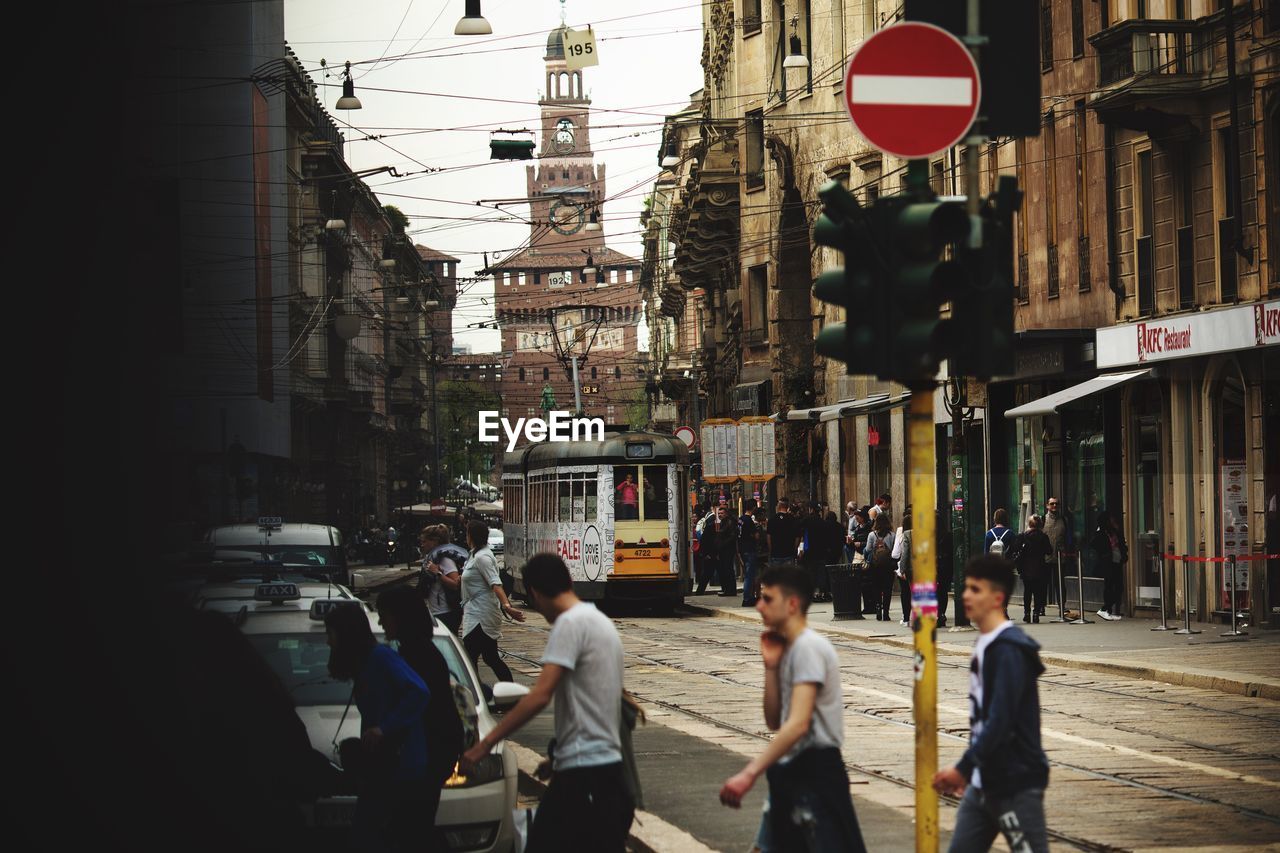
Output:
[
  {"xmin": 214, "ymin": 545, "xmax": 341, "ymax": 567},
  {"xmin": 251, "ymin": 632, "xmax": 479, "ymax": 709}
]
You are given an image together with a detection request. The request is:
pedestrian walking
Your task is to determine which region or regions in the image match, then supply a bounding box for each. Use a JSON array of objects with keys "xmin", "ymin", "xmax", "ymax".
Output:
[
  {"xmin": 865, "ymin": 514, "xmax": 897, "ymax": 621},
  {"xmin": 719, "ymin": 564, "xmax": 867, "ymax": 853},
  {"xmin": 1012, "ymin": 516, "xmax": 1052, "ymax": 624},
  {"xmin": 749, "ymin": 506, "xmax": 769, "ymax": 604},
  {"xmin": 417, "ymin": 524, "xmax": 465, "ymax": 636},
  {"xmin": 461, "ymin": 554, "xmax": 634, "ymax": 853},
  {"xmin": 374, "ymin": 585, "xmax": 465, "ymax": 852},
  {"xmin": 984, "ymin": 509, "xmax": 1015, "ymax": 620},
  {"xmin": 933, "ymin": 555, "xmax": 1050, "ymax": 853},
  {"xmin": 460, "ymin": 519, "xmax": 525, "ymax": 691},
  {"xmin": 739, "ymin": 499, "xmax": 762, "ymax": 607},
  {"xmin": 1090, "ymin": 511, "xmax": 1128, "ymax": 621},
  {"xmin": 892, "ymin": 513, "xmax": 914, "ymax": 625},
  {"xmin": 937, "ymin": 510, "xmax": 955, "ymax": 628},
  {"xmin": 325, "ymin": 601, "xmax": 432, "ymax": 853},
  {"xmin": 766, "ymin": 498, "xmax": 801, "ymax": 568},
  {"xmin": 709, "ymin": 503, "xmax": 739, "ymax": 597},
  {"xmin": 849, "ymin": 507, "xmax": 875, "ymax": 615}
]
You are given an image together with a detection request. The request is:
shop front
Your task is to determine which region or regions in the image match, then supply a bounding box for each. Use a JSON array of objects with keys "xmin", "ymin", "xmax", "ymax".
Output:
[{"xmin": 1097, "ymin": 300, "xmax": 1280, "ymax": 623}]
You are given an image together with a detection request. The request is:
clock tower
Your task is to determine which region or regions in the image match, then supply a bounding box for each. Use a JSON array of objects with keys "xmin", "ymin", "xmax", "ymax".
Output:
[{"xmin": 525, "ymin": 24, "xmax": 606, "ymax": 252}]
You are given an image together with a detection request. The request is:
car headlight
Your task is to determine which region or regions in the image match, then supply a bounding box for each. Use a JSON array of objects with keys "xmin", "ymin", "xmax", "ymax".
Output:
[{"xmin": 443, "ymin": 753, "xmax": 505, "ymax": 788}]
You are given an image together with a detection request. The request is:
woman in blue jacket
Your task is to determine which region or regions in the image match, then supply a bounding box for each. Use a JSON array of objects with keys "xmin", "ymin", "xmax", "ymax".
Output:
[{"xmin": 326, "ymin": 602, "xmax": 432, "ymax": 853}]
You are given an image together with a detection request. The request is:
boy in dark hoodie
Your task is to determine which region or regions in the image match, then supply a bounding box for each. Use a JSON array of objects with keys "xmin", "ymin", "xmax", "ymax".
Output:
[{"xmin": 933, "ymin": 555, "xmax": 1050, "ymax": 853}]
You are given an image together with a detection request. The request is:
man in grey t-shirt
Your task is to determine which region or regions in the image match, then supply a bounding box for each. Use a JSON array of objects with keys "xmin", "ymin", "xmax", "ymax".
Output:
[
  {"xmin": 462, "ymin": 554, "xmax": 633, "ymax": 853},
  {"xmin": 720, "ymin": 563, "xmax": 866, "ymax": 852}
]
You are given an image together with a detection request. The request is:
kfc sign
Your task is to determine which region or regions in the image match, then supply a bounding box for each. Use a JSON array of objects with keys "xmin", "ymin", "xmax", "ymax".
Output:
[
  {"xmin": 1098, "ymin": 300, "xmax": 1279, "ymax": 368},
  {"xmin": 1136, "ymin": 322, "xmax": 1193, "ymax": 362}
]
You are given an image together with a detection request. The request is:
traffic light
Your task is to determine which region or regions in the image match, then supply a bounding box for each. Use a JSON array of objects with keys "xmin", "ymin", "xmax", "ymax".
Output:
[
  {"xmin": 811, "ymin": 180, "xmax": 888, "ymax": 378},
  {"xmin": 951, "ymin": 174, "xmax": 1021, "ymax": 380},
  {"xmin": 886, "ymin": 198, "xmax": 970, "ymax": 383}
]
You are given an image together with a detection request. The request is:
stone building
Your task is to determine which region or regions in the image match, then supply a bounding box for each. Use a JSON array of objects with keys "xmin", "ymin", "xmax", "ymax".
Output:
[{"xmin": 481, "ymin": 25, "xmax": 645, "ymax": 427}]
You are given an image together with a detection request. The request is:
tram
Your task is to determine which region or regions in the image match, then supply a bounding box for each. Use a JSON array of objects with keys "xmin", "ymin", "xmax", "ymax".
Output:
[{"xmin": 502, "ymin": 430, "xmax": 691, "ymax": 609}]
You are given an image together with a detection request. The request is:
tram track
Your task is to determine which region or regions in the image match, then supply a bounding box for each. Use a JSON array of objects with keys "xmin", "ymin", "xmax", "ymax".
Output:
[{"xmin": 501, "ymin": 616, "xmax": 1280, "ymax": 849}]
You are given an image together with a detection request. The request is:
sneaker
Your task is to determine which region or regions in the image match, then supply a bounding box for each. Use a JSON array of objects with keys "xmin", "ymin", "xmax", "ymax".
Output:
[
  {"xmin": 1096, "ymin": 609, "xmax": 1110, "ymax": 620},
  {"xmin": 899, "ymin": 619, "xmax": 909, "ymax": 626},
  {"xmin": 1107, "ymin": 612, "xmax": 1122, "ymax": 621}
]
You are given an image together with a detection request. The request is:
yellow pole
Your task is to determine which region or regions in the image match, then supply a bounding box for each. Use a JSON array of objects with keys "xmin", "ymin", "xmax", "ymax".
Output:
[{"xmin": 909, "ymin": 388, "xmax": 938, "ymax": 853}]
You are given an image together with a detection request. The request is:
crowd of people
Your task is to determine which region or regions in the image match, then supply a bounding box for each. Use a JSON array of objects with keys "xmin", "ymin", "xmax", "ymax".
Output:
[{"xmin": 692, "ymin": 491, "xmax": 1127, "ymax": 628}]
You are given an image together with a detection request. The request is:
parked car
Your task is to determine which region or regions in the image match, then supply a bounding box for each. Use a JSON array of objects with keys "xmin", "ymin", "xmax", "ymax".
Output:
[
  {"xmin": 236, "ymin": 586, "xmax": 526, "ymax": 852},
  {"xmin": 196, "ymin": 523, "xmax": 348, "ymax": 586}
]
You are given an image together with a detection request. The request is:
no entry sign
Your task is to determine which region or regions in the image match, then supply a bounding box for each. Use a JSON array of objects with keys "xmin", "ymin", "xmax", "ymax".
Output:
[{"xmin": 844, "ymin": 22, "xmax": 980, "ymax": 160}]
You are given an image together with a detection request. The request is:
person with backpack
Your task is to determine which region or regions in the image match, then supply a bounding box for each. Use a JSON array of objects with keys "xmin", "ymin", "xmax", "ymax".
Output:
[
  {"xmin": 375, "ymin": 585, "xmax": 464, "ymax": 852},
  {"xmin": 891, "ymin": 513, "xmax": 914, "ymax": 626},
  {"xmin": 1090, "ymin": 511, "xmax": 1128, "ymax": 621},
  {"xmin": 984, "ymin": 509, "xmax": 1014, "ymax": 620},
  {"xmin": 864, "ymin": 514, "xmax": 897, "ymax": 622},
  {"xmin": 418, "ymin": 524, "xmax": 465, "ymax": 636}
]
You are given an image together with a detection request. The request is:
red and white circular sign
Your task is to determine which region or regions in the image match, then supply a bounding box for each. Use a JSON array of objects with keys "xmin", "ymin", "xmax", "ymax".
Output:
[
  {"xmin": 844, "ymin": 22, "xmax": 980, "ymax": 160},
  {"xmin": 674, "ymin": 426, "xmax": 697, "ymax": 448}
]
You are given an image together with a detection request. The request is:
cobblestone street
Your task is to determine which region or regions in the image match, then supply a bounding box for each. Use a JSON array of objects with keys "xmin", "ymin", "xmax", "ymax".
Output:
[{"xmin": 494, "ymin": 609, "xmax": 1280, "ymax": 852}]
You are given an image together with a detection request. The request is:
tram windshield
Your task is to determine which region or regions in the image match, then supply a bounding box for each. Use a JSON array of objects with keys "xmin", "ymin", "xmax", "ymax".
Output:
[{"xmin": 614, "ymin": 465, "xmax": 667, "ymax": 521}]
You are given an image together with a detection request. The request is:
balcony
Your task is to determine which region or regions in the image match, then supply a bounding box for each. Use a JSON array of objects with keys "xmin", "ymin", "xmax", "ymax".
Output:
[{"xmin": 1090, "ymin": 13, "xmax": 1229, "ymax": 128}]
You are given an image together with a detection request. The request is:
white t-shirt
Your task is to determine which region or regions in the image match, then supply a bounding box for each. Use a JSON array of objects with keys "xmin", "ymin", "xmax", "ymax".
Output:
[
  {"xmin": 540, "ymin": 601, "xmax": 625, "ymax": 770},
  {"xmin": 421, "ymin": 552, "xmax": 460, "ymax": 616},
  {"xmin": 778, "ymin": 627, "xmax": 843, "ymax": 764},
  {"xmin": 967, "ymin": 619, "xmax": 1013, "ymax": 789},
  {"xmin": 461, "ymin": 547, "xmax": 503, "ymax": 640}
]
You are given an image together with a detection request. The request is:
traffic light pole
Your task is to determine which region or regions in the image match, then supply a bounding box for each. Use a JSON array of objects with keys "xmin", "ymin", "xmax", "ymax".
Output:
[{"xmin": 909, "ymin": 386, "xmax": 939, "ymax": 853}]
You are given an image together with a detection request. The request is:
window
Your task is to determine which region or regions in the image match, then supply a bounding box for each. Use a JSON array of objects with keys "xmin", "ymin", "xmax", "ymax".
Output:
[
  {"xmin": 1214, "ymin": 126, "xmax": 1241, "ymax": 303},
  {"xmin": 563, "ymin": 169, "xmax": 569, "ymax": 179},
  {"xmin": 614, "ymin": 366, "xmax": 621, "ymax": 379},
  {"xmin": 1071, "ymin": 0, "xmax": 1085, "ymax": 59},
  {"xmin": 748, "ymin": 264, "xmax": 769, "ymax": 341},
  {"xmin": 930, "ymin": 159, "xmax": 945, "ymax": 196},
  {"xmin": 1175, "ymin": 144, "xmax": 1195, "ymax": 310},
  {"xmin": 1074, "ymin": 102, "xmax": 1090, "ymax": 292},
  {"xmin": 641, "ymin": 466, "xmax": 668, "ymax": 521},
  {"xmin": 519, "ymin": 367, "xmax": 526, "ymax": 381},
  {"xmin": 591, "ymin": 366, "xmax": 597, "ymax": 379},
  {"xmin": 1044, "ymin": 110, "xmax": 1059, "ymax": 298},
  {"xmin": 543, "ymin": 367, "xmax": 550, "ymax": 380},
  {"xmin": 772, "ymin": 0, "xmax": 788, "ymax": 103},
  {"xmin": 1136, "ymin": 148, "xmax": 1155, "ymax": 315},
  {"xmin": 743, "ymin": 0, "xmax": 761, "ymax": 35},
  {"xmin": 745, "ymin": 110, "xmax": 765, "ymax": 190},
  {"xmin": 831, "ymin": 0, "xmax": 846, "ymax": 75},
  {"xmin": 534, "ymin": 272, "xmax": 542, "ymax": 284},
  {"xmin": 1016, "ymin": 137, "xmax": 1030, "ymax": 304},
  {"xmin": 1040, "ymin": 0, "xmax": 1053, "ymax": 72}
]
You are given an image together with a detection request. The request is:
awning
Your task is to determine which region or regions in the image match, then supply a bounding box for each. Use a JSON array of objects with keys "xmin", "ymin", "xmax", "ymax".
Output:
[
  {"xmin": 777, "ymin": 402, "xmax": 845, "ymax": 422},
  {"xmin": 776, "ymin": 391, "xmax": 912, "ymax": 423},
  {"xmin": 1003, "ymin": 369, "xmax": 1151, "ymax": 419}
]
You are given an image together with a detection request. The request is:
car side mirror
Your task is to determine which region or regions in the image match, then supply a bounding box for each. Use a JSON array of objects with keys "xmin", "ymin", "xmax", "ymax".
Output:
[{"xmin": 489, "ymin": 681, "xmax": 529, "ymax": 712}]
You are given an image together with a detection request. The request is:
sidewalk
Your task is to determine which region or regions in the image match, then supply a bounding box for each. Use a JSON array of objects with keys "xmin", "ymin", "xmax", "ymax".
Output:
[{"xmin": 683, "ymin": 589, "xmax": 1280, "ymax": 700}]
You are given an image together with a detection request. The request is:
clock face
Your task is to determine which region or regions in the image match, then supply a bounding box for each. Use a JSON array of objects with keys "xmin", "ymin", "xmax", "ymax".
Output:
[
  {"xmin": 553, "ymin": 121, "xmax": 576, "ymax": 154},
  {"xmin": 550, "ymin": 199, "xmax": 584, "ymax": 235}
]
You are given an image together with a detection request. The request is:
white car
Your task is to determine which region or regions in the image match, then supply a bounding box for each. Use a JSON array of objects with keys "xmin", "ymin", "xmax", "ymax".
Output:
[
  {"xmin": 487, "ymin": 527, "xmax": 504, "ymax": 554},
  {"xmin": 235, "ymin": 588, "xmax": 527, "ymax": 852}
]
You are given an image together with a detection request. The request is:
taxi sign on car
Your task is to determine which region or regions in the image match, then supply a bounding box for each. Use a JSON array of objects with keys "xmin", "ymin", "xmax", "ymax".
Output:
[{"xmin": 254, "ymin": 582, "xmax": 301, "ymax": 602}]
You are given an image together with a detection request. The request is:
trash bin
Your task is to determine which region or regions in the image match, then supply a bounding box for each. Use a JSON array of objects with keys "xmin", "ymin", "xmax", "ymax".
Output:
[{"xmin": 830, "ymin": 564, "xmax": 863, "ymax": 620}]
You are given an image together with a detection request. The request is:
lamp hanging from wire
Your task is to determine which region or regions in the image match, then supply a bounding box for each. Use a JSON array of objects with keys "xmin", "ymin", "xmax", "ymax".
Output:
[
  {"xmin": 455, "ymin": 0, "xmax": 493, "ymax": 35},
  {"xmin": 324, "ymin": 190, "xmax": 346, "ymax": 232},
  {"xmin": 783, "ymin": 16, "xmax": 809, "ymax": 68},
  {"xmin": 335, "ymin": 61, "xmax": 363, "ymax": 109},
  {"xmin": 581, "ymin": 250, "xmax": 597, "ymax": 278},
  {"xmin": 584, "ymin": 208, "xmax": 601, "ymax": 232},
  {"xmin": 659, "ymin": 134, "xmax": 680, "ymax": 169}
]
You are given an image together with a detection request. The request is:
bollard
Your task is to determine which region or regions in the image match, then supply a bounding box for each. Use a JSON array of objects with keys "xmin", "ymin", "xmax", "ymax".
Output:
[
  {"xmin": 1151, "ymin": 552, "xmax": 1172, "ymax": 631},
  {"xmin": 1050, "ymin": 551, "xmax": 1069, "ymax": 623},
  {"xmin": 1221, "ymin": 555, "xmax": 1247, "ymax": 637},
  {"xmin": 1174, "ymin": 555, "xmax": 1201, "ymax": 635},
  {"xmin": 1068, "ymin": 551, "xmax": 1092, "ymax": 624}
]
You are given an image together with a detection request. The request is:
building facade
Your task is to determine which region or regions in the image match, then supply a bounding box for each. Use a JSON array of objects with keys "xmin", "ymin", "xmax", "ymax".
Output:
[{"xmin": 483, "ymin": 25, "xmax": 645, "ymax": 428}]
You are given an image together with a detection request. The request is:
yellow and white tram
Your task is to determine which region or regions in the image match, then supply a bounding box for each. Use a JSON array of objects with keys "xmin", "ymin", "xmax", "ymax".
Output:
[{"xmin": 502, "ymin": 431, "xmax": 691, "ymax": 608}]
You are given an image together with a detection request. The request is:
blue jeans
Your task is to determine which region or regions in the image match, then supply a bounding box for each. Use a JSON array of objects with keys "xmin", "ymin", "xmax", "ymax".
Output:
[
  {"xmin": 949, "ymin": 786, "xmax": 1048, "ymax": 853},
  {"xmin": 740, "ymin": 550, "xmax": 759, "ymax": 603}
]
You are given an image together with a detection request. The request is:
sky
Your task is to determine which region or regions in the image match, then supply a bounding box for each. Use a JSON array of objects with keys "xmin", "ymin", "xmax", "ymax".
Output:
[{"xmin": 283, "ymin": 0, "xmax": 705, "ymax": 353}]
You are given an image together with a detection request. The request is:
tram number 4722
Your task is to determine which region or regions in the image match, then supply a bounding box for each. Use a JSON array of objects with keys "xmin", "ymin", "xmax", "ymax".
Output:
[{"xmin": 634, "ymin": 549, "xmax": 652, "ymax": 557}]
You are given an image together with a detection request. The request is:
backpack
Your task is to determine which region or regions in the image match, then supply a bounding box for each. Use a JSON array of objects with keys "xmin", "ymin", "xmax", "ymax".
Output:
[
  {"xmin": 988, "ymin": 527, "xmax": 1013, "ymax": 558},
  {"xmin": 428, "ymin": 544, "xmax": 469, "ymax": 610}
]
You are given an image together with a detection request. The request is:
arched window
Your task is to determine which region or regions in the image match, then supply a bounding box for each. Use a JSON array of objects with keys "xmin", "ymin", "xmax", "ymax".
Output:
[
  {"xmin": 543, "ymin": 367, "xmax": 550, "ymax": 380},
  {"xmin": 591, "ymin": 366, "xmax": 598, "ymax": 379}
]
